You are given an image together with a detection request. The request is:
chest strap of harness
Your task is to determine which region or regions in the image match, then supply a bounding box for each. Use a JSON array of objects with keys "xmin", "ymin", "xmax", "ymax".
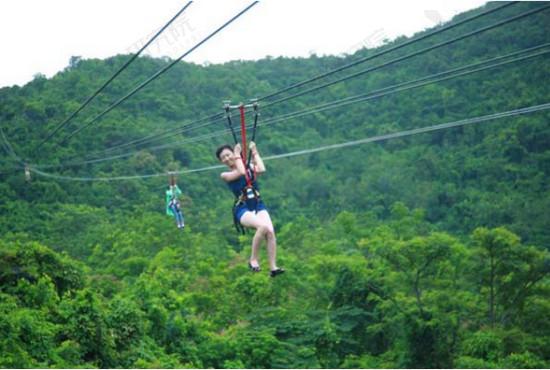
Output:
[{"xmin": 223, "ymin": 100, "xmax": 262, "ymax": 233}]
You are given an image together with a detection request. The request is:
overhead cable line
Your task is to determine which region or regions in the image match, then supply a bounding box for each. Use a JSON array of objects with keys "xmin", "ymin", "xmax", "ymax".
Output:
[
  {"xmin": 27, "ymin": 102, "xmax": 550, "ymax": 182},
  {"xmin": 90, "ymin": 113, "xmax": 225, "ymax": 157},
  {"xmin": 31, "ymin": 1, "xmax": 194, "ymax": 155},
  {"xmin": 59, "ymin": 1, "xmax": 259, "ymax": 145},
  {"xmin": 49, "ymin": 112, "xmax": 226, "ymax": 168},
  {"xmin": 263, "ymin": 103, "xmax": 550, "ymax": 160},
  {"xmin": 31, "ymin": 43, "xmax": 550, "ymax": 169},
  {"xmin": 261, "ymin": 3, "xmax": 550, "ymax": 109},
  {"xmin": 79, "ymin": 1, "xmax": 547, "ymax": 158},
  {"xmin": 255, "ymin": 1, "xmax": 517, "ymax": 102},
  {"xmin": 49, "ymin": 1, "xmax": 517, "ymax": 163},
  {"xmin": 259, "ymin": 48, "xmax": 550, "ymax": 127},
  {"xmin": 136, "ymin": 45, "xmax": 549, "ymax": 148},
  {"xmin": 96, "ymin": 43, "xmax": 550, "ymax": 155}
]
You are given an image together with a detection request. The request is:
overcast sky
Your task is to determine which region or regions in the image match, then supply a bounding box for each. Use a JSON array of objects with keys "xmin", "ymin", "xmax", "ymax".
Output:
[{"xmin": 0, "ymin": 0, "xmax": 487, "ymax": 89}]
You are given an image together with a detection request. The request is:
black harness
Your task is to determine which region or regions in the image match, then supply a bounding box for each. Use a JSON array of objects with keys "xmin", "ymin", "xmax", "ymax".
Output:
[
  {"xmin": 224, "ymin": 101, "xmax": 261, "ymax": 234},
  {"xmin": 232, "ymin": 168, "xmax": 261, "ymax": 234}
]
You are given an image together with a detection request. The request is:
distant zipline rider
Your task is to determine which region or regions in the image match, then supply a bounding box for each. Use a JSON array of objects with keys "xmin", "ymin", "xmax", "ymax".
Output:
[
  {"xmin": 166, "ymin": 172, "xmax": 185, "ymax": 230},
  {"xmin": 216, "ymin": 101, "xmax": 284, "ymax": 277}
]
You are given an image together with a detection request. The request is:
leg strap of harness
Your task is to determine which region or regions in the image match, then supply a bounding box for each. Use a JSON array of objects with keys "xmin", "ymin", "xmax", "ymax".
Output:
[{"xmin": 232, "ymin": 200, "xmax": 246, "ymax": 235}]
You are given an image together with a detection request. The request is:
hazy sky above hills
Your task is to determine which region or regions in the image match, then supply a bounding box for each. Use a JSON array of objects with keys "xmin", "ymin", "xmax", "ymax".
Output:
[{"xmin": 0, "ymin": 0, "xmax": 486, "ymax": 88}]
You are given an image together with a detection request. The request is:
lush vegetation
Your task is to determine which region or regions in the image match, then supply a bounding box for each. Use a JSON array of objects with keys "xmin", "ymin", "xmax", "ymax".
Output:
[{"xmin": 1, "ymin": 2, "xmax": 549, "ymax": 368}]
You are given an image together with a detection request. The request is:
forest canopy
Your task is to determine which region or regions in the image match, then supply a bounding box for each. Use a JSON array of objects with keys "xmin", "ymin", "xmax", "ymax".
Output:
[{"xmin": 0, "ymin": 2, "xmax": 549, "ymax": 368}]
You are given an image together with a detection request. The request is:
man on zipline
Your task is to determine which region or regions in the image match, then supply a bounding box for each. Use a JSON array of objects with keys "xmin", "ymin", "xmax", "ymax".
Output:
[{"xmin": 216, "ymin": 141, "xmax": 284, "ymax": 277}]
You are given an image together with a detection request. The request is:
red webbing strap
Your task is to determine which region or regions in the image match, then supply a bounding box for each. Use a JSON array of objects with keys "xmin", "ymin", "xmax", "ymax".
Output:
[{"xmin": 239, "ymin": 104, "xmax": 252, "ymax": 186}]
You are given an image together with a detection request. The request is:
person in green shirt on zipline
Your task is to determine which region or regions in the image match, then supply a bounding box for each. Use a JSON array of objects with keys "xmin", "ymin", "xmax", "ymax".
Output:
[{"xmin": 166, "ymin": 173, "xmax": 185, "ymax": 230}]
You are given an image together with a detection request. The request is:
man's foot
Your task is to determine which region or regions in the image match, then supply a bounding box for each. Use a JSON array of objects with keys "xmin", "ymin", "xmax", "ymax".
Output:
[
  {"xmin": 248, "ymin": 261, "xmax": 261, "ymax": 272},
  {"xmin": 270, "ymin": 268, "xmax": 285, "ymax": 278}
]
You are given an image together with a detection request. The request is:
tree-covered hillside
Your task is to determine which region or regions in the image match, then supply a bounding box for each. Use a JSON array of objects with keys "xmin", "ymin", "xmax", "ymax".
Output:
[{"xmin": 0, "ymin": 2, "xmax": 549, "ymax": 368}]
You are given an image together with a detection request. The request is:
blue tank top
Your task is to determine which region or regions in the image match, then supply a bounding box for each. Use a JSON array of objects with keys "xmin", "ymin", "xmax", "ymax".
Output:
[{"xmin": 227, "ymin": 175, "xmax": 259, "ymax": 198}]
